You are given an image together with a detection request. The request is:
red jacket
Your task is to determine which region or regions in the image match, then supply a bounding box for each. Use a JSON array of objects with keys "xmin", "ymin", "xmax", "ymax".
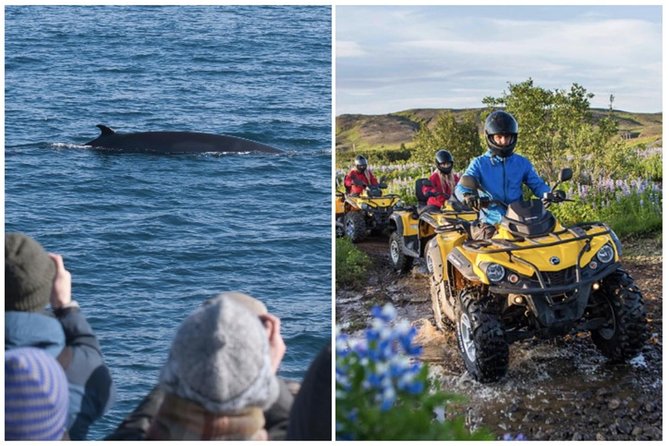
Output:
[
  {"xmin": 422, "ymin": 171, "xmax": 459, "ymax": 208},
  {"xmin": 344, "ymin": 169, "xmax": 378, "ymax": 195}
]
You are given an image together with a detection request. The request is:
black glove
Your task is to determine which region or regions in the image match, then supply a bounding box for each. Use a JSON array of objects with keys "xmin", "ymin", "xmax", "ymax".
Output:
[
  {"xmin": 542, "ymin": 190, "xmax": 566, "ymax": 202},
  {"xmin": 463, "ymin": 194, "xmax": 478, "ymax": 208},
  {"xmin": 425, "ymin": 191, "xmax": 437, "ymax": 198},
  {"xmin": 554, "ymin": 190, "xmax": 566, "ymax": 201}
]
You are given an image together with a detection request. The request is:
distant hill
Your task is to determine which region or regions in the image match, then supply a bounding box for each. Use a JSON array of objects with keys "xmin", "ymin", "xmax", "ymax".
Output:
[{"xmin": 336, "ymin": 108, "xmax": 662, "ymax": 153}]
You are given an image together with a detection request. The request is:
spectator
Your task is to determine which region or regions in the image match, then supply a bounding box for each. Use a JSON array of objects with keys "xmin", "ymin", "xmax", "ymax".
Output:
[
  {"xmin": 5, "ymin": 232, "xmax": 115, "ymax": 440},
  {"xmin": 287, "ymin": 342, "xmax": 332, "ymax": 440},
  {"xmin": 108, "ymin": 292, "xmax": 288, "ymax": 440},
  {"xmin": 5, "ymin": 347, "xmax": 69, "ymax": 440}
]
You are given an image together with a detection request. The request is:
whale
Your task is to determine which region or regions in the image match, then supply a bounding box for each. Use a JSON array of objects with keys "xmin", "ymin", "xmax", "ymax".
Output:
[{"xmin": 84, "ymin": 124, "xmax": 282, "ymax": 154}]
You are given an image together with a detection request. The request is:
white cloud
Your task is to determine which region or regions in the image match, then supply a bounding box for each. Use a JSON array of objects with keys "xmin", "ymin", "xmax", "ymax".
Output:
[
  {"xmin": 337, "ymin": 40, "xmax": 366, "ymax": 58},
  {"xmin": 336, "ymin": 6, "xmax": 662, "ymax": 114}
]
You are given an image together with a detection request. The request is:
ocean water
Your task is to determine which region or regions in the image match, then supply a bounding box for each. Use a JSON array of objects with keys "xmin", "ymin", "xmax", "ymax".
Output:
[{"xmin": 4, "ymin": 5, "xmax": 331, "ymax": 439}]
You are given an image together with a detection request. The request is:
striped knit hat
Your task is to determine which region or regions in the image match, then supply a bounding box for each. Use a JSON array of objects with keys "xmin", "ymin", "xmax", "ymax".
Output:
[{"xmin": 5, "ymin": 347, "xmax": 69, "ymax": 441}]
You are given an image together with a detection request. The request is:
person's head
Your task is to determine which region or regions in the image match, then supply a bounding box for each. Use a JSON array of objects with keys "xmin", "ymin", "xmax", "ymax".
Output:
[
  {"xmin": 5, "ymin": 347, "xmax": 69, "ymax": 441},
  {"xmin": 159, "ymin": 292, "xmax": 280, "ymax": 415},
  {"xmin": 484, "ymin": 110, "xmax": 518, "ymax": 157},
  {"xmin": 5, "ymin": 233, "xmax": 56, "ymax": 312},
  {"xmin": 354, "ymin": 155, "xmax": 368, "ymax": 173},
  {"xmin": 434, "ymin": 149, "xmax": 454, "ymax": 175}
]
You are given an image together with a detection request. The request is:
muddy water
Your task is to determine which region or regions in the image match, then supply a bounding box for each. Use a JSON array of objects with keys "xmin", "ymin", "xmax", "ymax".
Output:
[{"xmin": 336, "ymin": 236, "xmax": 662, "ymax": 440}]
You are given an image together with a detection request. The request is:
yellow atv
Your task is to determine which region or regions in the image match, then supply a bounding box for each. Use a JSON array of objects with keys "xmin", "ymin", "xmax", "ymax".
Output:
[
  {"xmin": 342, "ymin": 177, "xmax": 400, "ymax": 243},
  {"xmin": 388, "ymin": 178, "xmax": 477, "ymax": 273},
  {"xmin": 426, "ymin": 169, "xmax": 648, "ymax": 382},
  {"xmin": 335, "ymin": 190, "xmax": 347, "ymax": 238}
]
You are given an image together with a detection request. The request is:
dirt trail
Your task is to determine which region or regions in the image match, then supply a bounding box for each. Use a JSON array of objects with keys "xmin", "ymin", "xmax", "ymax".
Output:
[{"xmin": 336, "ymin": 235, "xmax": 662, "ymax": 440}]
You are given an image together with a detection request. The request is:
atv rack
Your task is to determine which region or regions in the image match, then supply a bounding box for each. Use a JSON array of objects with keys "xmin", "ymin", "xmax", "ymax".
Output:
[{"xmin": 460, "ymin": 222, "xmax": 615, "ymax": 255}]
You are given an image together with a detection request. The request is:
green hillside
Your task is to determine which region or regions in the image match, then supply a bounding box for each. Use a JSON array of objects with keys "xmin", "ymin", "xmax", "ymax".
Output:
[{"xmin": 336, "ymin": 108, "xmax": 662, "ymax": 155}]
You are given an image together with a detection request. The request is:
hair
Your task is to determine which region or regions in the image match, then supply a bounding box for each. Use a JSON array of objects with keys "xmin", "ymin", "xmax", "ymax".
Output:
[{"xmin": 436, "ymin": 170, "xmax": 456, "ymax": 195}]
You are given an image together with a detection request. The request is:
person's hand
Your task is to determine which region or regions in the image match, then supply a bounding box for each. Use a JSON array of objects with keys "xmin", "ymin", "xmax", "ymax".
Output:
[
  {"xmin": 553, "ymin": 190, "xmax": 566, "ymax": 202},
  {"xmin": 48, "ymin": 253, "xmax": 72, "ymax": 309},
  {"xmin": 259, "ymin": 313, "xmax": 286, "ymax": 374},
  {"xmin": 463, "ymin": 194, "xmax": 478, "ymax": 208}
]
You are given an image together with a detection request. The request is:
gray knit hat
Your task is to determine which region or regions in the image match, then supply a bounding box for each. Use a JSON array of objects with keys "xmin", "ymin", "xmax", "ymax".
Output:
[
  {"xmin": 159, "ymin": 292, "xmax": 279, "ymax": 414},
  {"xmin": 5, "ymin": 233, "xmax": 56, "ymax": 312}
]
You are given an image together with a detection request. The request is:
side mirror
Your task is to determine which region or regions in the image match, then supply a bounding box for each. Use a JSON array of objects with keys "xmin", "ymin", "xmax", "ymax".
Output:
[
  {"xmin": 459, "ymin": 175, "xmax": 479, "ymax": 191},
  {"xmin": 559, "ymin": 168, "xmax": 573, "ymax": 182}
]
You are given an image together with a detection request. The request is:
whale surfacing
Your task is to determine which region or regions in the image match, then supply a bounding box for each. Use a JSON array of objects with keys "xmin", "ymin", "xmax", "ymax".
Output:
[{"xmin": 84, "ymin": 125, "xmax": 282, "ymax": 154}]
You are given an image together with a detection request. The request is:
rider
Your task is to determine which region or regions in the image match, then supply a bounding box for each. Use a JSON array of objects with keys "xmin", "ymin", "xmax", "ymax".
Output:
[
  {"xmin": 344, "ymin": 155, "xmax": 378, "ymax": 195},
  {"xmin": 455, "ymin": 110, "xmax": 551, "ymax": 239},
  {"xmin": 422, "ymin": 149, "xmax": 459, "ymax": 212}
]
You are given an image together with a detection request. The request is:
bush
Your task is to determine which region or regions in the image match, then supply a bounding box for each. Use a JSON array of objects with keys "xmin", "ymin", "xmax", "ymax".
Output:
[
  {"xmin": 336, "ymin": 304, "xmax": 494, "ymax": 441},
  {"xmin": 336, "ymin": 238, "xmax": 372, "ymax": 288},
  {"xmin": 552, "ymin": 180, "xmax": 662, "ymax": 238}
]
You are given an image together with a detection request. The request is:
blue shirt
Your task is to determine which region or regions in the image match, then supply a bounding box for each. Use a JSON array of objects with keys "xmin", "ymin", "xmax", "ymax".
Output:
[{"xmin": 455, "ymin": 150, "xmax": 550, "ymax": 224}]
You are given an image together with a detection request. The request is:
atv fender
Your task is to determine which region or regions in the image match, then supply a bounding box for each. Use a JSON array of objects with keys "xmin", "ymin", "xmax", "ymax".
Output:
[
  {"xmin": 390, "ymin": 213, "xmax": 420, "ymax": 256},
  {"xmin": 447, "ymin": 249, "xmax": 479, "ymax": 282},
  {"xmin": 426, "ymin": 237, "xmax": 444, "ymax": 282}
]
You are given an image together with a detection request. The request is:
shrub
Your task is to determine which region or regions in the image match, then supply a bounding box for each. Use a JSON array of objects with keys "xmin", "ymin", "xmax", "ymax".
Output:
[
  {"xmin": 336, "ymin": 304, "xmax": 494, "ymax": 440},
  {"xmin": 336, "ymin": 238, "xmax": 372, "ymax": 288}
]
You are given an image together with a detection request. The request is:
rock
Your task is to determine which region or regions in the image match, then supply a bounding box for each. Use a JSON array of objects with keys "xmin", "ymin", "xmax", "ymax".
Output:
[
  {"xmin": 642, "ymin": 426, "xmax": 661, "ymax": 440},
  {"xmin": 644, "ymin": 402, "xmax": 656, "ymax": 412},
  {"xmin": 596, "ymin": 388, "xmax": 609, "ymax": 397},
  {"xmin": 596, "ymin": 432, "xmax": 606, "ymax": 441},
  {"xmin": 608, "ymin": 398, "xmax": 621, "ymax": 410},
  {"xmin": 632, "ymin": 427, "xmax": 643, "ymax": 437},
  {"xmin": 572, "ymin": 432, "xmax": 583, "ymax": 441},
  {"xmin": 616, "ymin": 420, "xmax": 632, "ymax": 435}
]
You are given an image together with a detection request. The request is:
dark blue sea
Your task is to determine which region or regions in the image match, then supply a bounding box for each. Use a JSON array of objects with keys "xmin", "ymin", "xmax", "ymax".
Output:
[{"xmin": 4, "ymin": 5, "xmax": 331, "ymax": 439}]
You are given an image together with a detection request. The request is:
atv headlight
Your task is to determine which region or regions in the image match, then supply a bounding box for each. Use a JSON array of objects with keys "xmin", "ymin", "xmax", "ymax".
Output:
[
  {"xmin": 486, "ymin": 263, "xmax": 505, "ymax": 282},
  {"xmin": 596, "ymin": 244, "xmax": 615, "ymax": 263}
]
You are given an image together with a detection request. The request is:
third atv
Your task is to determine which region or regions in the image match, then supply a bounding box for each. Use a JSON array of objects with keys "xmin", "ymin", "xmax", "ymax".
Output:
[{"xmin": 341, "ymin": 177, "xmax": 400, "ymax": 243}]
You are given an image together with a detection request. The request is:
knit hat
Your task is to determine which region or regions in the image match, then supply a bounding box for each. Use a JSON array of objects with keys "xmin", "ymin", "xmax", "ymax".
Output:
[
  {"xmin": 5, "ymin": 233, "xmax": 56, "ymax": 312},
  {"xmin": 160, "ymin": 292, "xmax": 279, "ymax": 414},
  {"xmin": 5, "ymin": 347, "xmax": 69, "ymax": 441}
]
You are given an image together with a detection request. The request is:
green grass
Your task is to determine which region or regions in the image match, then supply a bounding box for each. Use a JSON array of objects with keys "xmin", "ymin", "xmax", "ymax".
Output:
[{"xmin": 336, "ymin": 238, "xmax": 372, "ymax": 288}]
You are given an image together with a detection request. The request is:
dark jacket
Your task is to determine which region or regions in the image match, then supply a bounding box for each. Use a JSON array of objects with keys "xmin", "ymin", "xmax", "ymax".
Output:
[
  {"xmin": 287, "ymin": 343, "xmax": 331, "ymax": 440},
  {"xmin": 5, "ymin": 308, "xmax": 115, "ymax": 440}
]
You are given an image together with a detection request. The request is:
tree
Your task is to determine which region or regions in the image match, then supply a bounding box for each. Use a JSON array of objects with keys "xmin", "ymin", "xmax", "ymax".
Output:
[
  {"xmin": 482, "ymin": 79, "xmax": 621, "ymax": 183},
  {"xmin": 411, "ymin": 111, "xmax": 482, "ymax": 170}
]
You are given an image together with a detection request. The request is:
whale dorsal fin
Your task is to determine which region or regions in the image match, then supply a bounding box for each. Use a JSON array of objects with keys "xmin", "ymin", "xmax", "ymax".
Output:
[{"xmin": 96, "ymin": 124, "xmax": 115, "ymax": 136}]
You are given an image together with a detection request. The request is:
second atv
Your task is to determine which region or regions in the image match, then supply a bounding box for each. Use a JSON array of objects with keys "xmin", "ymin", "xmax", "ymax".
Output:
[{"xmin": 388, "ymin": 178, "xmax": 477, "ymax": 273}]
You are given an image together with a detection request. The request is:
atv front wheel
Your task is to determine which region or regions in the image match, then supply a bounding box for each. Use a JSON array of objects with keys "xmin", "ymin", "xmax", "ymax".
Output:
[
  {"xmin": 344, "ymin": 212, "xmax": 367, "ymax": 243},
  {"xmin": 590, "ymin": 269, "xmax": 647, "ymax": 361},
  {"xmin": 389, "ymin": 231, "xmax": 414, "ymax": 273},
  {"xmin": 335, "ymin": 216, "xmax": 345, "ymax": 238},
  {"xmin": 455, "ymin": 289, "xmax": 509, "ymax": 383}
]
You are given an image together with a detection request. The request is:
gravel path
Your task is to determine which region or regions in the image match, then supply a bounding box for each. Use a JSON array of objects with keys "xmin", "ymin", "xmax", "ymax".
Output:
[{"xmin": 336, "ymin": 235, "xmax": 662, "ymax": 440}]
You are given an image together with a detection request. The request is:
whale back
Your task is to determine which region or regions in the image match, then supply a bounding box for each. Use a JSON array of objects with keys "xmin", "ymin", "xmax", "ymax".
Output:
[{"xmin": 84, "ymin": 125, "xmax": 282, "ymax": 154}]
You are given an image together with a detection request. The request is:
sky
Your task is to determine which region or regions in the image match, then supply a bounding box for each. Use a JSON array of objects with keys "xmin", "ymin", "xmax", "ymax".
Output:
[{"xmin": 336, "ymin": 5, "xmax": 663, "ymax": 115}]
